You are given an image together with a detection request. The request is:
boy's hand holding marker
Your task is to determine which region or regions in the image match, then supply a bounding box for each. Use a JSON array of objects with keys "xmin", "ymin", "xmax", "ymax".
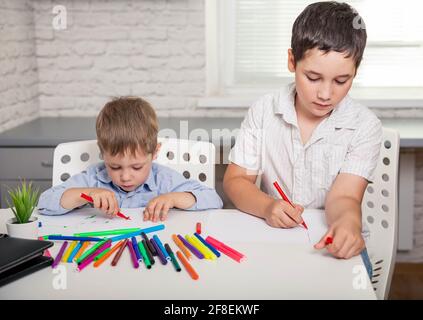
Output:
[
  {"xmin": 265, "ymin": 199, "xmax": 305, "ymax": 229},
  {"xmin": 270, "ymin": 181, "xmax": 306, "ymax": 229},
  {"xmin": 82, "ymin": 189, "xmax": 120, "ymax": 219},
  {"xmin": 314, "ymin": 216, "xmax": 365, "ymax": 259}
]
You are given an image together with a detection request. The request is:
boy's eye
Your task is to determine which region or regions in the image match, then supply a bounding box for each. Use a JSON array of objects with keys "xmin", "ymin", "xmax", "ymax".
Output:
[
  {"xmin": 133, "ymin": 167, "xmax": 143, "ymax": 170},
  {"xmin": 306, "ymin": 75, "xmax": 319, "ymax": 82},
  {"xmin": 335, "ymin": 80, "xmax": 347, "ymax": 85},
  {"xmin": 109, "ymin": 166, "xmax": 120, "ymax": 170}
]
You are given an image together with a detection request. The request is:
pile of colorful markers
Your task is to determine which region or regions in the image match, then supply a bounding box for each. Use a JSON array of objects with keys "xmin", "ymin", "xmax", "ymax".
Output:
[{"xmin": 42, "ymin": 222, "xmax": 245, "ymax": 281}]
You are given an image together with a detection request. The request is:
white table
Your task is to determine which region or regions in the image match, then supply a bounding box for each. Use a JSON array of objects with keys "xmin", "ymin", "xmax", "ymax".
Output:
[{"xmin": 0, "ymin": 208, "xmax": 376, "ymax": 300}]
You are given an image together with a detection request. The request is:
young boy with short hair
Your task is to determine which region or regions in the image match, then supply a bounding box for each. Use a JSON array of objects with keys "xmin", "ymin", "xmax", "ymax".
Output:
[
  {"xmin": 223, "ymin": 2, "xmax": 381, "ymax": 276},
  {"xmin": 38, "ymin": 97, "xmax": 223, "ymax": 221}
]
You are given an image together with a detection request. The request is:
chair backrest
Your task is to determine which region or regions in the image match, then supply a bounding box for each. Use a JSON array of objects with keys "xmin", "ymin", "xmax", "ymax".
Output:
[
  {"xmin": 361, "ymin": 127, "xmax": 400, "ymax": 300},
  {"xmin": 52, "ymin": 138, "xmax": 215, "ymax": 188}
]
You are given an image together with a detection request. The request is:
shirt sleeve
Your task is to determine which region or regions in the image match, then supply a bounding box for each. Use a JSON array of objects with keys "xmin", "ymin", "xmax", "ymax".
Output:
[
  {"xmin": 37, "ymin": 166, "xmax": 97, "ymax": 216},
  {"xmin": 340, "ymin": 117, "xmax": 383, "ymax": 182},
  {"xmin": 157, "ymin": 167, "xmax": 223, "ymax": 211},
  {"xmin": 228, "ymin": 96, "xmax": 266, "ymax": 173}
]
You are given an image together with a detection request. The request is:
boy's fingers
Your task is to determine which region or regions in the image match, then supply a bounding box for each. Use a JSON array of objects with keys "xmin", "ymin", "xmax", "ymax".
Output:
[
  {"xmin": 314, "ymin": 231, "xmax": 334, "ymax": 250},
  {"xmin": 160, "ymin": 205, "xmax": 169, "ymax": 221},
  {"xmin": 147, "ymin": 202, "xmax": 156, "ymax": 215},
  {"xmin": 107, "ymin": 197, "xmax": 115, "ymax": 215},
  {"xmin": 280, "ymin": 212, "xmax": 298, "ymax": 228},
  {"xmin": 153, "ymin": 202, "xmax": 163, "ymax": 222},
  {"xmin": 334, "ymin": 238, "xmax": 352, "ymax": 258},
  {"xmin": 160, "ymin": 204, "xmax": 170, "ymax": 221},
  {"xmin": 143, "ymin": 208, "xmax": 150, "ymax": 221},
  {"xmin": 113, "ymin": 197, "xmax": 119, "ymax": 215},
  {"xmin": 284, "ymin": 208, "xmax": 303, "ymax": 226},
  {"xmin": 93, "ymin": 195, "xmax": 101, "ymax": 209}
]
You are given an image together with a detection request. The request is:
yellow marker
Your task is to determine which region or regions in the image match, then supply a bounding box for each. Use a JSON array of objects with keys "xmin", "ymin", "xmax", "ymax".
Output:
[
  {"xmin": 185, "ymin": 235, "xmax": 215, "ymax": 260},
  {"xmin": 73, "ymin": 241, "xmax": 91, "ymax": 261},
  {"xmin": 62, "ymin": 241, "xmax": 77, "ymax": 262},
  {"xmin": 190, "ymin": 235, "xmax": 217, "ymax": 260}
]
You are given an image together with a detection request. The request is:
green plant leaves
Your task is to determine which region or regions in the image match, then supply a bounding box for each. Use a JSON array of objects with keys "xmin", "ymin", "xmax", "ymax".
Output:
[{"xmin": 6, "ymin": 180, "xmax": 40, "ymax": 224}]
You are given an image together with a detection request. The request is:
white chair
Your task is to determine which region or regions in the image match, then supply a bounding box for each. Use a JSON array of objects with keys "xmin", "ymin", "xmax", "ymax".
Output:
[
  {"xmin": 52, "ymin": 138, "xmax": 215, "ymax": 188},
  {"xmin": 361, "ymin": 128, "xmax": 400, "ymax": 300}
]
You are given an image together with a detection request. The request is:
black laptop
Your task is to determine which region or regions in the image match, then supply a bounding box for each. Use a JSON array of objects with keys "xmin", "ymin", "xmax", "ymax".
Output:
[{"xmin": 0, "ymin": 234, "xmax": 54, "ymax": 287}]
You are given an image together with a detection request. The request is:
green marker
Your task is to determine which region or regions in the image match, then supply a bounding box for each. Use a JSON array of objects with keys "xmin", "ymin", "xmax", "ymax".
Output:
[
  {"xmin": 94, "ymin": 248, "xmax": 110, "ymax": 261},
  {"xmin": 138, "ymin": 242, "xmax": 151, "ymax": 269},
  {"xmin": 74, "ymin": 228, "xmax": 140, "ymax": 237},
  {"xmin": 164, "ymin": 243, "xmax": 181, "ymax": 272},
  {"xmin": 76, "ymin": 239, "xmax": 107, "ymax": 264}
]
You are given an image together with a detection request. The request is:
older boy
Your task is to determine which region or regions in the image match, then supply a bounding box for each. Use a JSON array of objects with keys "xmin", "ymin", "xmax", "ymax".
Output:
[{"xmin": 223, "ymin": 1, "xmax": 381, "ymax": 273}]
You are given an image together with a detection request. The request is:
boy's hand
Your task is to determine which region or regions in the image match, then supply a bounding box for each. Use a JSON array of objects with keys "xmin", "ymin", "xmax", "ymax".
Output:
[
  {"xmin": 314, "ymin": 216, "xmax": 365, "ymax": 259},
  {"xmin": 144, "ymin": 194, "xmax": 175, "ymax": 222},
  {"xmin": 264, "ymin": 199, "xmax": 305, "ymax": 228},
  {"xmin": 86, "ymin": 188, "xmax": 119, "ymax": 219}
]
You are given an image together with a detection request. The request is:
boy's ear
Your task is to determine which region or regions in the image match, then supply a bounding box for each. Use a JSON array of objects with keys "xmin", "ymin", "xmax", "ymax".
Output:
[
  {"xmin": 287, "ymin": 48, "xmax": 296, "ymax": 73},
  {"xmin": 152, "ymin": 142, "xmax": 161, "ymax": 161}
]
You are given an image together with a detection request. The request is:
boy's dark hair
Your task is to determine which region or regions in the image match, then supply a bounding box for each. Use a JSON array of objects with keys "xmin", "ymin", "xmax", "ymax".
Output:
[
  {"xmin": 96, "ymin": 97, "xmax": 158, "ymax": 157},
  {"xmin": 291, "ymin": 1, "xmax": 366, "ymax": 70}
]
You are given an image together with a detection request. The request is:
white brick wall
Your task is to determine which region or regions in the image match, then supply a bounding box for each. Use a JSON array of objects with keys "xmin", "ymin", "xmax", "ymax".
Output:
[
  {"xmin": 31, "ymin": 0, "xmax": 244, "ymax": 118},
  {"xmin": 0, "ymin": 0, "xmax": 39, "ymax": 132},
  {"xmin": 1, "ymin": 0, "xmax": 423, "ymax": 261}
]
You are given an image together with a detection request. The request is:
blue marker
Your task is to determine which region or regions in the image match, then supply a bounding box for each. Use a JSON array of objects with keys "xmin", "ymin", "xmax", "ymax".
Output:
[
  {"xmin": 48, "ymin": 235, "xmax": 104, "ymax": 242},
  {"xmin": 194, "ymin": 233, "xmax": 221, "ymax": 257},
  {"xmin": 109, "ymin": 224, "xmax": 165, "ymax": 242},
  {"xmin": 131, "ymin": 237, "xmax": 142, "ymax": 262},
  {"xmin": 67, "ymin": 241, "xmax": 83, "ymax": 262},
  {"xmin": 152, "ymin": 235, "xmax": 170, "ymax": 261}
]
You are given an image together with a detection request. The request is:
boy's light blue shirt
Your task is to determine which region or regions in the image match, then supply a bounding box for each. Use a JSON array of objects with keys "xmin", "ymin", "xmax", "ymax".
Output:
[{"xmin": 38, "ymin": 162, "xmax": 223, "ymax": 215}]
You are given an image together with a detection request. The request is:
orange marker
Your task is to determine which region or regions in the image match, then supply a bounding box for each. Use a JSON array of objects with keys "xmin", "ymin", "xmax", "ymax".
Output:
[
  {"xmin": 176, "ymin": 250, "xmax": 199, "ymax": 280},
  {"xmin": 172, "ymin": 234, "xmax": 192, "ymax": 260},
  {"xmin": 94, "ymin": 240, "xmax": 124, "ymax": 267},
  {"xmin": 74, "ymin": 241, "xmax": 90, "ymax": 261}
]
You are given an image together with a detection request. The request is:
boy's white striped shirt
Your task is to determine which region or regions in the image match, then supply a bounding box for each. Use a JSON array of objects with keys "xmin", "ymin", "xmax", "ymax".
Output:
[{"xmin": 229, "ymin": 83, "xmax": 382, "ymax": 210}]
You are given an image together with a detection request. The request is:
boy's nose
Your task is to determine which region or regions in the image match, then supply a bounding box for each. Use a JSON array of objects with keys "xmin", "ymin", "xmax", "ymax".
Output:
[
  {"xmin": 121, "ymin": 172, "xmax": 131, "ymax": 181},
  {"xmin": 317, "ymin": 84, "xmax": 331, "ymax": 101}
]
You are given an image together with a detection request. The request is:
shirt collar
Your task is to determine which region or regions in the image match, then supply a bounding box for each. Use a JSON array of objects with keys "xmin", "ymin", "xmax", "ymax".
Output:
[
  {"xmin": 273, "ymin": 82, "xmax": 298, "ymax": 127},
  {"xmin": 273, "ymin": 82, "xmax": 358, "ymax": 130},
  {"xmin": 96, "ymin": 162, "xmax": 158, "ymax": 192},
  {"xmin": 138, "ymin": 166, "xmax": 158, "ymax": 192}
]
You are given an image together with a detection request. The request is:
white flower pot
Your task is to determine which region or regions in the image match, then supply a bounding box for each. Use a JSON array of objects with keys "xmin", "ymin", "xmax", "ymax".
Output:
[{"xmin": 6, "ymin": 216, "xmax": 39, "ymax": 240}]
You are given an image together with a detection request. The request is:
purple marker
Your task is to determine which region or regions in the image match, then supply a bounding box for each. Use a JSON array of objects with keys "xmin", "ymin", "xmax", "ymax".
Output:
[
  {"xmin": 177, "ymin": 234, "xmax": 204, "ymax": 259},
  {"xmin": 127, "ymin": 240, "xmax": 139, "ymax": 269},
  {"xmin": 150, "ymin": 237, "xmax": 167, "ymax": 265},
  {"xmin": 77, "ymin": 240, "xmax": 111, "ymax": 272},
  {"xmin": 52, "ymin": 241, "xmax": 68, "ymax": 268}
]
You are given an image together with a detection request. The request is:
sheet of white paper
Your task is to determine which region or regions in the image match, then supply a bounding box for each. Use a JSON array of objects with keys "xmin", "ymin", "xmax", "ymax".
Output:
[
  {"xmin": 205, "ymin": 209, "xmax": 328, "ymax": 245},
  {"xmin": 36, "ymin": 207, "xmax": 155, "ymax": 236}
]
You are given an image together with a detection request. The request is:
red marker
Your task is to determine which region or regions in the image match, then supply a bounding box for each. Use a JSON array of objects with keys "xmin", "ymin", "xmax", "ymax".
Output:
[
  {"xmin": 196, "ymin": 222, "xmax": 201, "ymax": 234},
  {"xmin": 325, "ymin": 237, "xmax": 333, "ymax": 245},
  {"xmin": 80, "ymin": 193, "xmax": 131, "ymax": 220},
  {"xmin": 273, "ymin": 181, "xmax": 308, "ymax": 230}
]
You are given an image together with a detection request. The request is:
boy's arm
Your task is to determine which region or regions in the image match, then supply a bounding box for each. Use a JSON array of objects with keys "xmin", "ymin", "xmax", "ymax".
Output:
[
  {"xmin": 223, "ymin": 163, "xmax": 304, "ymax": 227},
  {"xmin": 38, "ymin": 167, "xmax": 96, "ymax": 215},
  {"xmin": 223, "ymin": 163, "xmax": 271, "ymax": 218},
  {"xmin": 315, "ymin": 173, "xmax": 368, "ymax": 259},
  {"xmin": 151, "ymin": 165, "xmax": 224, "ymax": 211}
]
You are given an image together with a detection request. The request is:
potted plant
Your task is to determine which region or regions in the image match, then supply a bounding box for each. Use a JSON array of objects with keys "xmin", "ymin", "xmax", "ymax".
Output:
[{"xmin": 5, "ymin": 181, "xmax": 40, "ymax": 239}]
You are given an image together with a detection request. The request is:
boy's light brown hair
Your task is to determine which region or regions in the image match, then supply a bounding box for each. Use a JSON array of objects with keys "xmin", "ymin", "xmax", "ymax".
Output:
[{"xmin": 96, "ymin": 97, "xmax": 158, "ymax": 156}]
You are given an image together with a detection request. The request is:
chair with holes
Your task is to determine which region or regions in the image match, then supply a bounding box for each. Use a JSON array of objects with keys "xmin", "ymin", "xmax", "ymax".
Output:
[
  {"xmin": 52, "ymin": 138, "xmax": 215, "ymax": 188},
  {"xmin": 361, "ymin": 128, "xmax": 400, "ymax": 300}
]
